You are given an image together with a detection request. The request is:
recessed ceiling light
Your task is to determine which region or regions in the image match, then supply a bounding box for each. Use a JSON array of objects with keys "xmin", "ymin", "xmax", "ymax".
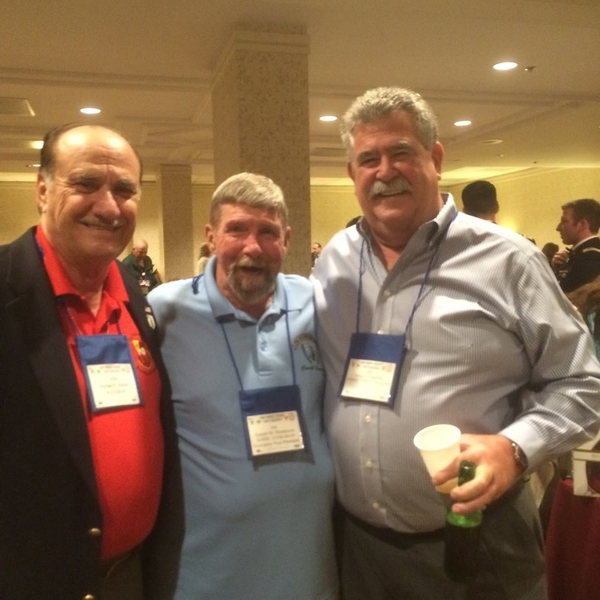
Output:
[
  {"xmin": 493, "ymin": 61, "xmax": 518, "ymax": 71},
  {"xmin": 31, "ymin": 140, "xmax": 43, "ymax": 149},
  {"xmin": 27, "ymin": 163, "xmax": 41, "ymax": 168},
  {"xmin": 454, "ymin": 120, "xmax": 471, "ymax": 127},
  {"xmin": 80, "ymin": 107, "xmax": 101, "ymax": 115},
  {"xmin": 319, "ymin": 115, "xmax": 337, "ymax": 122}
]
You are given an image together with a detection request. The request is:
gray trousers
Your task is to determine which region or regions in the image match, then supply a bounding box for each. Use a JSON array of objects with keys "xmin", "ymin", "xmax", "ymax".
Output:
[{"xmin": 336, "ymin": 483, "xmax": 547, "ymax": 600}]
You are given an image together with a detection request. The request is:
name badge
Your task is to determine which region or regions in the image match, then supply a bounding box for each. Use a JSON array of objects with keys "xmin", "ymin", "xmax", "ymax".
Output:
[
  {"xmin": 247, "ymin": 410, "xmax": 304, "ymax": 456},
  {"xmin": 340, "ymin": 332, "xmax": 405, "ymax": 406},
  {"xmin": 76, "ymin": 334, "xmax": 143, "ymax": 413},
  {"xmin": 239, "ymin": 384, "xmax": 307, "ymax": 459},
  {"xmin": 86, "ymin": 363, "xmax": 141, "ymax": 410}
]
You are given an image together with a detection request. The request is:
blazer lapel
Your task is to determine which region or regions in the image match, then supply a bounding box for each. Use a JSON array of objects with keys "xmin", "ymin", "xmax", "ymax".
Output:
[{"xmin": 5, "ymin": 230, "xmax": 98, "ymax": 496}]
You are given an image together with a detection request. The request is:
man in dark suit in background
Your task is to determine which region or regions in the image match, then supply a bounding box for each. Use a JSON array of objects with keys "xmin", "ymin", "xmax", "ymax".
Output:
[
  {"xmin": 553, "ymin": 198, "xmax": 600, "ymax": 293},
  {"xmin": 0, "ymin": 123, "xmax": 176, "ymax": 600}
]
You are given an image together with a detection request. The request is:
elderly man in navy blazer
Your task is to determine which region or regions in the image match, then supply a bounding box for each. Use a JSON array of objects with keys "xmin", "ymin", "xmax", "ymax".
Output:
[{"xmin": 0, "ymin": 124, "xmax": 176, "ymax": 600}]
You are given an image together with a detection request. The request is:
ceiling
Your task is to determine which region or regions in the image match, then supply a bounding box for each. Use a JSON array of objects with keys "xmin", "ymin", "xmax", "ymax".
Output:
[{"xmin": 1, "ymin": 0, "xmax": 599, "ymax": 187}]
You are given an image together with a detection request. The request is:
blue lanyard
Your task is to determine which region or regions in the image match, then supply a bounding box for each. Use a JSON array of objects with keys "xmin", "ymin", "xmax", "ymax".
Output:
[
  {"xmin": 58, "ymin": 297, "xmax": 123, "ymax": 337},
  {"xmin": 356, "ymin": 229, "xmax": 447, "ymax": 336},
  {"xmin": 219, "ymin": 289, "xmax": 297, "ymax": 392}
]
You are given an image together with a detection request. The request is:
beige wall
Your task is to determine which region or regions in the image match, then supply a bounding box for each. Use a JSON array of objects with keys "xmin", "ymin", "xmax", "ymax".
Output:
[
  {"xmin": 1, "ymin": 167, "xmax": 598, "ymax": 276},
  {"xmin": 447, "ymin": 167, "xmax": 600, "ymax": 250},
  {"xmin": 310, "ymin": 185, "xmax": 361, "ymax": 249},
  {"xmin": 0, "ymin": 182, "xmax": 39, "ymax": 245}
]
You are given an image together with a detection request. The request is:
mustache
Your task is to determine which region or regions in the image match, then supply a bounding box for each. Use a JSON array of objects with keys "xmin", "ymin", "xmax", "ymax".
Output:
[
  {"xmin": 368, "ymin": 177, "xmax": 413, "ymax": 200},
  {"xmin": 232, "ymin": 257, "xmax": 268, "ymax": 270}
]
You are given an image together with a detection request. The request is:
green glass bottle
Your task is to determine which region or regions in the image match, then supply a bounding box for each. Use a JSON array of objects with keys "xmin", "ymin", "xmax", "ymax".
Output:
[{"xmin": 444, "ymin": 460, "xmax": 483, "ymax": 583}]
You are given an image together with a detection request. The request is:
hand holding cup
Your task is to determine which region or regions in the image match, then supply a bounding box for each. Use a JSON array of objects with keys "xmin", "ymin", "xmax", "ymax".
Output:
[{"xmin": 413, "ymin": 424, "xmax": 461, "ymax": 493}]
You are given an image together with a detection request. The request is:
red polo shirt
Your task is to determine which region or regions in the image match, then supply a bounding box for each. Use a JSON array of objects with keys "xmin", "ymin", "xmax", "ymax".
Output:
[{"xmin": 36, "ymin": 227, "xmax": 164, "ymax": 560}]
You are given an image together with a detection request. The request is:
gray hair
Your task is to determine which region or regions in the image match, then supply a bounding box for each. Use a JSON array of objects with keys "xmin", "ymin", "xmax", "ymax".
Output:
[
  {"xmin": 340, "ymin": 87, "xmax": 439, "ymax": 157},
  {"xmin": 210, "ymin": 172, "xmax": 288, "ymax": 226}
]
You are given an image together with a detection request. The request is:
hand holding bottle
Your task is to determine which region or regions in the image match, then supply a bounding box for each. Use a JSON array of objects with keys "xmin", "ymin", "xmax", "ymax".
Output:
[{"xmin": 432, "ymin": 433, "xmax": 525, "ymax": 514}]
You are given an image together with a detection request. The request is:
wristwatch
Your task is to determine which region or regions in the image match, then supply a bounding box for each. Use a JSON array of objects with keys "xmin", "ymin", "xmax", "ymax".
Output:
[{"xmin": 509, "ymin": 440, "xmax": 528, "ymax": 471}]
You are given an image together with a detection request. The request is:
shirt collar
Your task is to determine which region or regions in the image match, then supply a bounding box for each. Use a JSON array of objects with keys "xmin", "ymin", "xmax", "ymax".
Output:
[
  {"xmin": 572, "ymin": 235, "xmax": 599, "ymax": 251},
  {"xmin": 429, "ymin": 193, "xmax": 457, "ymax": 245}
]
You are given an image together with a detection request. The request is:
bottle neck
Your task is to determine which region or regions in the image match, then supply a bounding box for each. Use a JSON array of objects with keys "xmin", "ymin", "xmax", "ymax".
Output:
[{"xmin": 446, "ymin": 460, "xmax": 483, "ymax": 525}]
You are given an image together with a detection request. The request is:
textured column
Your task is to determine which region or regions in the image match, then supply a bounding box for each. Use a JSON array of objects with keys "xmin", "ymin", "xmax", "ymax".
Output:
[
  {"xmin": 212, "ymin": 27, "xmax": 311, "ymax": 275},
  {"xmin": 158, "ymin": 163, "xmax": 194, "ymax": 280}
]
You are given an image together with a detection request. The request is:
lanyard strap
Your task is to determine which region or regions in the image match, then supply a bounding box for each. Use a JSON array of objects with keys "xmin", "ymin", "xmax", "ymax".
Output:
[
  {"xmin": 38, "ymin": 235, "xmax": 124, "ymax": 339},
  {"xmin": 355, "ymin": 221, "xmax": 452, "ymax": 335},
  {"xmin": 219, "ymin": 289, "xmax": 296, "ymax": 392},
  {"xmin": 58, "ymin": 297, "xmax": 123, "ymax": 337},
  {"xmin": 403, "ymin": 243, "xmax": 441, "ymax": 338},
  {"xmin": 356, "ymin": 241, "xmax": 367, "ymax": 332}
]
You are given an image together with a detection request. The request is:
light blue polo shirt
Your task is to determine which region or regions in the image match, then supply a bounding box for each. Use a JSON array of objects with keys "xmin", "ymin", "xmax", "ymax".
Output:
[{"xmin": 148, "ymin": 258, "xmax": 337, "ymax": 600}]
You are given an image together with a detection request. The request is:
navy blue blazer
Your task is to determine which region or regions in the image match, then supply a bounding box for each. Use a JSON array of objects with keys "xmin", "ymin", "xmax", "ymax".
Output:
[
  {"xmin": 0, "ymin": 228, "xmax": 177, "ymax": 600},
  {"xmin": 557, "ymin": 236, "xmax": 600, "ymax": 293}
]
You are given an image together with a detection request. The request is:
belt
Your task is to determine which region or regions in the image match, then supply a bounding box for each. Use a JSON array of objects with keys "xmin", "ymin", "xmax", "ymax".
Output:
[
  {"xmin": 337, "ymin": 503, "xmax": 444, "ymax": 548},
  {"xmin": 337, "ymin": 479, "xmax": 527, "ymax": 547},
  {"xmin": 102, "ymin": 546, "xmax": 141, "ymax": 579}
]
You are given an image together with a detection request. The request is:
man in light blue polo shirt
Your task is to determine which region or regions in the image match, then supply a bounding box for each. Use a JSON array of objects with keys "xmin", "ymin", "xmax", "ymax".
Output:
[{"xmin": 147, "ymin": 172, "xmax": 337, "ymax": 600}]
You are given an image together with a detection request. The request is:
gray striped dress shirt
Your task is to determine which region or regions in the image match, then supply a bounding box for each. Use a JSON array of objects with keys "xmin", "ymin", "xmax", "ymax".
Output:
[{"xmin": 313, "ymin": 194, "xmax": 600, "ymax": 533}]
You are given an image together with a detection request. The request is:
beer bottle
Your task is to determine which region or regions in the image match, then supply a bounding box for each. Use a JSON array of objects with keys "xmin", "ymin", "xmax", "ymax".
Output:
[{"xmin": 444, "ymin": 460, "xmax": 482, "ymax": 583}]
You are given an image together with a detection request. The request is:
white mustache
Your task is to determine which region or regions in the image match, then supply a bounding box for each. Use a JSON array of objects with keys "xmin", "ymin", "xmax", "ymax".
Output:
[{"xmin": 369, "ymin": 178, "xmax": 413, "ymax": 200}]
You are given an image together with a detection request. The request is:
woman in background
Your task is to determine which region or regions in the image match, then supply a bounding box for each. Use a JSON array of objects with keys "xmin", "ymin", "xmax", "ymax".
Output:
[
  {"xmin": 196, "ymin": 242, "xmax": 213, "ymax": 275},
  {"xmin": 569, "ymin": 277, "xmax": 600, "ymax": 353}
]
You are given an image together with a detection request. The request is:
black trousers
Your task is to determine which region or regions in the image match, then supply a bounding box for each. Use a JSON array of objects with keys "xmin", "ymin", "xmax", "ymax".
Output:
[{"xmin": 334, "ymin": 483, "xmax": 546, "ymax": 600}]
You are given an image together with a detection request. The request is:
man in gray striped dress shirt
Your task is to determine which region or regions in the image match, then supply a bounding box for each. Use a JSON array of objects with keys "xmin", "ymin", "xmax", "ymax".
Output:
[{"xmin": 312, "ymin": 86, "xmax": 600, "ymax": 600}]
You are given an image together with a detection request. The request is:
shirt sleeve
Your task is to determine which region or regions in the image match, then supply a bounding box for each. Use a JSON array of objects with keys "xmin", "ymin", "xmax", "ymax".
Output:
[{"xmin": 500, "ymin": 251, "xmax": 600, "ymax": 470}]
